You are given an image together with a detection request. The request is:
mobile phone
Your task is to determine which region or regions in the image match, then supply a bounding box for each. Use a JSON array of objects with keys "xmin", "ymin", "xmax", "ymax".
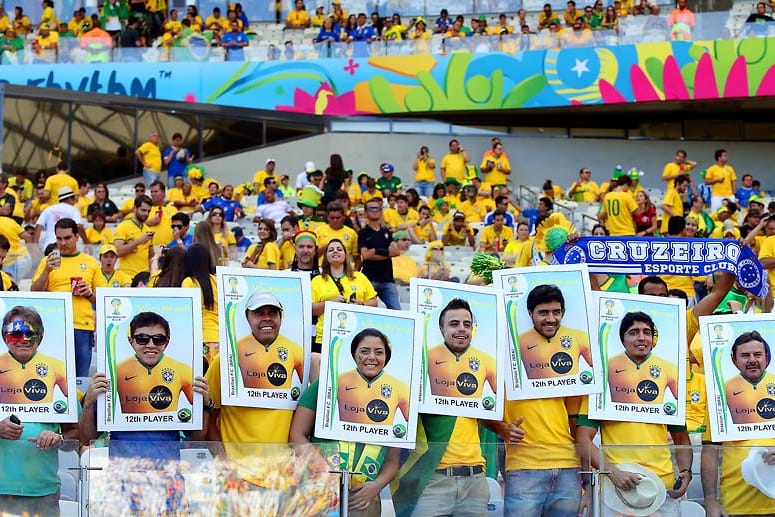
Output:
[
  {"xmin": 672, "ymin": 476, "xmax": 683, "ymax": 490},
  {"xmin": 9, "ymin": 414, "xmax": 20, "ymax": 425}
]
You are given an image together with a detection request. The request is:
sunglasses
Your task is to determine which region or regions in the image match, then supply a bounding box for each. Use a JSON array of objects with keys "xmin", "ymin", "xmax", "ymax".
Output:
[
  {"xmin": 211, "ymin": 212, "xmax": 224, "ymax": 217},
  {"xmin": 135, "ymin": 188, "xmax": 145, "ymax": 192},
  {"xmin": 171, "ymin": 224, "xmax": 184, "ymax": 229},
  {"xmin": 132, "ymin": 333, "xmax": 169, "ymax": 346},
  {"xmin": 431, "ymin": 246, "xmax": 443, "ymax": 251},
  {"xmin": 366, "ymin": 206, "xmax": 382, "ymax": 212}
]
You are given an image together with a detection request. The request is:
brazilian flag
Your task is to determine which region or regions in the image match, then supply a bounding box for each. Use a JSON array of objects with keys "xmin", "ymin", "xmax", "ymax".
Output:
[{"xmin": 391, "ymin": 414, "xmax": 498, "ymax": 517}]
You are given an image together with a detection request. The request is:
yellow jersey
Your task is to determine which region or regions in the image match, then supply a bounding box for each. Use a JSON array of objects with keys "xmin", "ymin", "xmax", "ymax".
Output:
[
  {"xmin": 438, "ymin": 416, "xmax": 485, "ymax": 469},
  {"xmin": 479, "ymin": 155, "xmax": 511, "ymax": 186},
  {"xmin": 207, "ymin": 353, "xmax": 294, "ymax": 444},
  {"xmin": 43, "ymin": 173, "xmax": 78, "ymax": 199},
  {"xmin": 602, "ymin": 191, "xmax": 637, "ymax": 236},
  {"xmin": 279, "ymin": 239, "xmax": 295, "ymax": 270},
  {"xmin": 725, "ymin": 371, "xmax": 775, "ymax": 424},
  {"xmin": 759, "ymin": 235, "xmax": 775, "ymax": 292},
  {"xmin": 504, "ymin": 396, "xmax": 581, "ymax": 470},
  {"xmin": 94, "ymin": 270, "xmax": 132, "ymax": 288},
  {"xmin": 337, "ymin": 369, "xmax": 409, "ymax": 425},
  {"xmin": 567, "ymin": 180, "xmax": 599, "ymax": 202},
  {"xmin": 427, "ymin": 343, "xmax": 496, "ymax": 398},
  {"xmin": 662, "ymin": 162, "xmax": 693, "ymax": 193},
  {"xmin": 113, "ymin": 219, "xmax": 152, "ymax": 278},
  {"xmin": 251, "ymin": 169, "xmax": 275, "ymax": 193},
  {"xmin": 660, "ymin": 188, "xmax": 684, "ymax": 233},
  {"xmin": 607, "ymin": 352, "xmax": 677, "ymax": 405},
  {"xmin": 440, "ymin": 153, "xmax": 467, "ymax": 183},
  {"xmin": 116, "ymin": 354, "xmax": 193, "ymax": 413},
  {"xmin": 149, "ymin": 205, "xmax": 178, "ymax": 246},
  {"xmin": 578, "ymin": 397, "xmax": 682, "ymax": 487},
  {"xmin": 137, "ymin": 141, "xmax": 161, "ymax": 172},
  {"xmin": 236, "ymin": 333, "xmax": 304, "ymax": 389},
  {"xmin": 182, "ymin": 276, "xmax": 219, "ymax": 343},
  {"xmin": 316, "ymin": 224, "xmax": 359, "ymax": 257},
  {"xmin": 0, "ymin": 216, "xmax": 29, "ymax": 263},
  {"xmin": 479, "ymin": 224, "xmax": 513, "ymax": 252},
  {"xmin": 383, "ymin": 208, "xmax": 419, "ymax": 231},
  {"xmin": 0, "ymin": 351, "xmax": 67, "ymax": 403},
  {"xmin": 686, "ymin": 369, "xmax": 706, "ymax": 433},
  {"xmin": 414, "ymin": 157, "xmax": 436, "ymax": 183},
  {"xmin": 85, "ymin": 226, "xmax": 114, "ymax": 245},
  {"xmin": 706, "ymin": 164, "xmax": 737, "ymax": 197},
  {"xmin": 244, "ymin": 241, "xmax": 280, "ymax": 269},
  {"xmin": 311, "ymin": 272, "xmax": 377, "ymax": 343},
  {"xmin": 518, "ymin": 326, "xmax": 591, "ymax": 380},
  {"xmin": 32, "ymin": 252, "xmax": 99, "ymax": 330}
]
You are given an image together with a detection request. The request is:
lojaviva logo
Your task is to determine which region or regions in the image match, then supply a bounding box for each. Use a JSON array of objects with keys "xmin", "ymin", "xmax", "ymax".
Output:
[{"xmin": 756, "ymin": 398, "xmax": 775, "ymax": 420}]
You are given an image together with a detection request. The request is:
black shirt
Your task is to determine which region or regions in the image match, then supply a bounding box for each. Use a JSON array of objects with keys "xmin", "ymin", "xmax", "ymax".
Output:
[
  {"xmin": 358, "ymin": 224, "xmax": 394, "ymax": 283},
  {"xmin": 120, "ymin": 27, "xmax": 140, "ymax": 48},
  {"xmin": 88, "ymin": 200, "xmax": 120, "ymax": 217}
]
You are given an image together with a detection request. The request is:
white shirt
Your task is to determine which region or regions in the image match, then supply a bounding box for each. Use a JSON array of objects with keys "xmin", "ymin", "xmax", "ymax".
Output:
[
  {"xmin": 255, "ymin": 199, "xmax": 293, "ymax": 222},
  {"xmin": 35, "ymin": 201, "xmax": 83, "ymax": 250},
  {"xmin": 295, "ymin": 171, "xmax": 310, "ymax": 190}
]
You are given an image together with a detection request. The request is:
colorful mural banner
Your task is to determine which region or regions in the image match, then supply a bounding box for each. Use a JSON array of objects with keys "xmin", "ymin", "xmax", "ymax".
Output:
[{"xmin": 2, "ymin": 37, "xmax": 775, "ymax": 114}]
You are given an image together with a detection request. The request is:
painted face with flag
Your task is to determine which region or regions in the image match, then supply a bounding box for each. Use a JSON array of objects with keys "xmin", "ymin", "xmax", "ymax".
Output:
[{"xmin": 3, "ymin": 315, "xmax": 43, "ymax": 363}]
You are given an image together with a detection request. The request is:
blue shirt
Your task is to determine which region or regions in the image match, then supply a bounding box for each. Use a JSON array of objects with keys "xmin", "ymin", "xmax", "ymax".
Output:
[
  {"xmin": 163, "ymin": 146, "xmax": 192, "ymax": 178},
  {"xmin": 222, "ymin": 31, "xmax": 247, "ymax": 61},
  {"xmin": 435, "ymin": 16, "xmax": 451, "ymax": 31},
  {"xmin": 256, "ymin": 190, "xmax": 285, "ymax": 205},
  {"xmin": 735, "ymin": 186, "xmax": 755, "ymax": 207},
  {"xmin": 203, "ymin": 197, "xmax": 242, "ymax": 221},
  {"xmin": 316, "ymin": 29, "xmax": 340, "ymax": 42},
  {"xmin": 167, "ymin": 234, "xmax": 194, "ymax": 250},
  {"xmin": 484, "ymin": 210, "xmax": 515, "ymax": 228}
]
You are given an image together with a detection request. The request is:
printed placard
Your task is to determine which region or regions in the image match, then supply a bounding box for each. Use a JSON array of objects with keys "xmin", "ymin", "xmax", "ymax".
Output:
[
  {"xmin": 217, "ymin": 267, "xmax": 311, "ymax": 409},
  {"xmin": 316, "ymin": 303, "xmax": 421, "ymax": 449},
  {"xmin": 96, "ymin": 288, "xmax": 203, "ymax": 431},
  {"xmin": 700, "ymin": 314, "xmax": 775, "ymax": 441},
  {"xmin": 410, "ymin": 279, "xmax": 504, "ymax": 420},
  {"xmin": 0, "ymin": 293, "xmax": 78, "ymax": 423},
  {"xmin": 493, "ymin": 265, "xmax": 601, "ymax": 400},
  {"xmin": 590, "ymin": 292, "xmax": 686, "ymax": 425}
]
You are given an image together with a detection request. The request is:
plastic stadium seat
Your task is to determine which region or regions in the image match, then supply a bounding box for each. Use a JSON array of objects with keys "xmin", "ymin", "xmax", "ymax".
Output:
[
  {"xmin": 59, "ymin": 500, "xmax": 79, "ymax": 517},
  {"xmin": 679, "ymin": 500, "xmax": 706, "ymax": 516},
  {"xmin": 58, "ymin": 471, "xmax": 77, "ymax": 501}
]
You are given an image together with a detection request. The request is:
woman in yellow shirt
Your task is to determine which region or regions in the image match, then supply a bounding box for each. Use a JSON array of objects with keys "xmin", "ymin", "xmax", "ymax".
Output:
[
  {"xmin": 84, "ymin": 211, "xmax": 114, "ymax": 244},
  {"xmin": 182, "ymin": 243, "xmax": 220, "ymax": 362},
  {"xmin": 311, "ymin": 6, "xmax": 326, "ymax": 27},
  {"xmin": 285, "ymin": 0, "xmax": 310, "ymax": 28},
  {"xmin": 310, "ymin": 238, "xmax": 378, "ymax": 380},
  {"xmin": 13, "ymin": 6, "xmax": 31, "ymax": 35},
  {"xmin": 242, "ymin": 219, "xmax": 280, "ymax": 269}
]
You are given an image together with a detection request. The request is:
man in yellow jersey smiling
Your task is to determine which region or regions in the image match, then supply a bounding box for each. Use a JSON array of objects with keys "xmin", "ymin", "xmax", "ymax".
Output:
[
  {"xmin": 116, "ymin": 312, "xmax": 193, "ymax": 415},
  {"xmin": 427, "ymin": 298, "xmax": 497, "ymax": 399},
  {"xmin": 236, "ymin": 291, "xmax": 304, "ymax": 391},
  {"xmin": 519, "ymin": 284, "xmax": 592, "ymax": 380},
  {"xmin": 725, "ymin": 331, "xmax": 775, "ymax": 424},
  {"xmin": 608, "ymin": 311, "xmax": 678, "ymax": 405}
]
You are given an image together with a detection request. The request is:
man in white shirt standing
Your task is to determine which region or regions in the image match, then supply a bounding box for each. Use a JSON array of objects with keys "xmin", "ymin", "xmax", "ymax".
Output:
[{"xmin": 33, "ymin": 186, "xmax": 85, "ymax": 251}]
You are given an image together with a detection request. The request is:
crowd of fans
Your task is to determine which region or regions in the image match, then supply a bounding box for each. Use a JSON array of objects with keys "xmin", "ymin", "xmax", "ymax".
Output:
[
  {"xmin": 1, "ymin": 129, "xmax": 774, "ymax": 515},
  {"xmin": 4, "ymin": 0, "xmax": 775, "ymax": 62}
]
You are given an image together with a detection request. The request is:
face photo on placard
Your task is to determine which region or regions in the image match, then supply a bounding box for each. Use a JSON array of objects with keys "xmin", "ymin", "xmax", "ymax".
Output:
[
  {"xmin": 97, "ymin": 289, "xmax": 202, "ymax": 431},
  {"xmin": 0, "ymin": 293, "xmax": 77, "ymax": 423},
  {"xmin": 590, "ymin": 292, "xmax": 686, "ymax": 426},
  {"xmin": 700, "ymin": 314, "xmax": 775, "ymax": 441},
  {"xmin": 315, "ymin": 303, "xmax": 421, "ymax": 448},
  {"xmin": 410, "ymin": 279, "xmax": 503, "ymax": 420},
  {"xmin": 217, "ymin": 267, "xmax": 311, "ymax": 410},
  {"xmin": 493, "ymin": 265, "xmax": 600, "ymax": 401}
]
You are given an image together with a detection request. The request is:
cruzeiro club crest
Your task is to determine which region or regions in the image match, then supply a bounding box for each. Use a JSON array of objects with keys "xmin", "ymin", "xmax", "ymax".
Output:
[
  {"xmin": 768, "ymin": 384, "xmax": 775, "ymax": 396},
  {"xmin": 381, "ymin": 384, "xmax": 392, "ymax": 399},
  {"xmin": 36, "ymin": 363, "xmax": 48, "ymax": 377},
  {"xmin": 649, "ymin": 365, "xmax": 661, "ymax": 379},
  {"xmin": 278, "ymin": 347, "xmax": 288, "ymax": 361},
  {"xmin": 469, "ymin": 357, "xmax": 480, "ymax": 372},
  {"xmin": 560, "ymin": 336, "xmax": 572, "ymax": 350},
  {"xmin": 162, "ymin": 368, "xmax": 175, "ymax": 384}
]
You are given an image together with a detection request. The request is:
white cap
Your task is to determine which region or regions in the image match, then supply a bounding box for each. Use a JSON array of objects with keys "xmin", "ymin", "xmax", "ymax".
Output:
[
  {"xmin": 245, "ymin": 291, "xmax": 284, "ymax": 312},
  {"xmin": 266, "ymin": 158, "xmax": 277, "ymax": 165},
  {"xmin": 305, "ymin": 161, "xmax": 316, "ymax": 172}
]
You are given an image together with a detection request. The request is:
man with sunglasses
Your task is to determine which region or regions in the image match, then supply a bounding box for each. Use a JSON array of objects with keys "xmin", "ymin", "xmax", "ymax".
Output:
[
  {"xmin": 167, "ymin": 212, "xmax": 193, "ymax": 250},
  {"xmin": 117, "ymin": 183, "xmax": 146, "ymax": 220},
  {"xmin": 202, "ymin": 184, "xmax": 244, "ymax": 222},
  {"xmin": 0, "ymin": 306, "xmax": 79, "ymax": 516},
  {"xmin": 115, "ymin": 312, "xmax": 194, "ymax": 415},
  {"xmin": 358, "ymin": 197, "xmax": 401, "ymax": 310}
]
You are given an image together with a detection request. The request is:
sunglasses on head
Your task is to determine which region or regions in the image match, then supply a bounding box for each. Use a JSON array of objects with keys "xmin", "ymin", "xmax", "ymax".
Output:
[{"xmin": 132, "ymin": 333, "xmax": 169, "ymax": 346}]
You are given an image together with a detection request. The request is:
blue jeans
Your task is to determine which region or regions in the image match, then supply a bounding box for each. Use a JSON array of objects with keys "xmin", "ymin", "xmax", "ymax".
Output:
[
  {"xmin": 370, "ymin": 281, "xmax": 401, "ymax": 310},
  {"xmin": 143, "ymin": 169, "xmax": 160, "ymax": 188},
  {"xmin": 74, "ymin": 330, "xmax": 94, "ymax": 377},
  {"xmin": 415, "ymin": 181, "xmax": 434, "ymax": 199},
  {"xmin": 504, "ymin": 468, "xmax": 581, "ymax": 517}
]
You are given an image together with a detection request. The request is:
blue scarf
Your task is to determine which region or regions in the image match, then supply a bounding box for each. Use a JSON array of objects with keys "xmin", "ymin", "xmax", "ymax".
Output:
[{"xmin": 552, "ymin": 236, "xmax": 768, "ymax": 298}]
